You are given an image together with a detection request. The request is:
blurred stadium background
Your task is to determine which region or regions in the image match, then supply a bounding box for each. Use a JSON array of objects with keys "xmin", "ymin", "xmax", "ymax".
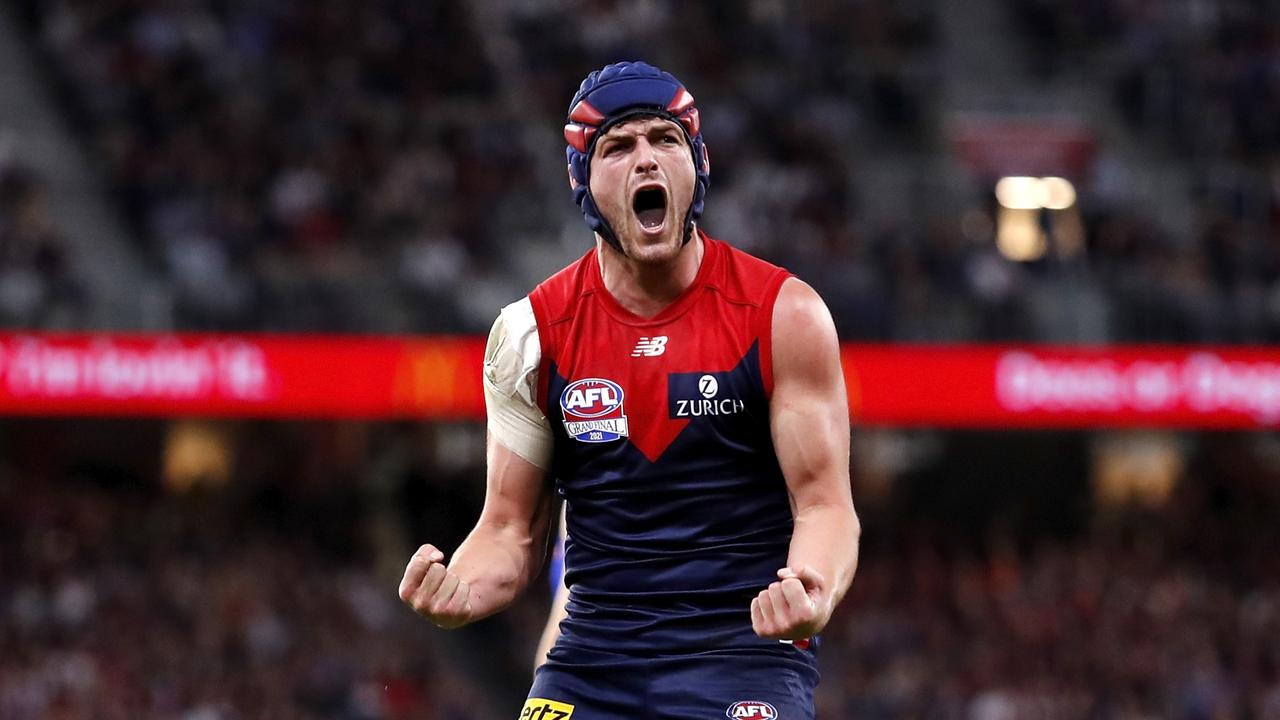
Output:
[{"xmin": 1, "ymin": 0, "xmax": 1279, "ymax": 718}]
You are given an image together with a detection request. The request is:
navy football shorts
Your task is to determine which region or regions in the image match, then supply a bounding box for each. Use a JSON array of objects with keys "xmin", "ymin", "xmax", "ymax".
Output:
[{"xmin": 522, "ymin": 645, "xmax": 818, "ymax": 720}]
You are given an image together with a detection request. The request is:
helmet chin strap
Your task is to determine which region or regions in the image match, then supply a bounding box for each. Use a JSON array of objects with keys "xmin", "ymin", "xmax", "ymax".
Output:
[
  {"xmin": 588, "ymin": 186, "xmax": 626, "ymax": 258},
  {"xmin": 679, "ymin": 208, "xmax": 696, "ymax": 246}
]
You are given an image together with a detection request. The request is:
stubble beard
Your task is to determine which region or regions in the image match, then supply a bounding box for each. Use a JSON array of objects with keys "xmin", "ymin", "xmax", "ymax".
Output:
[
  {"xmin": 606, "ymin": 200, "xmax": 686, "ymax": 266},
  {"xmin": 619, "ymin": 228, "xmax": 683, "ymax": 265}
]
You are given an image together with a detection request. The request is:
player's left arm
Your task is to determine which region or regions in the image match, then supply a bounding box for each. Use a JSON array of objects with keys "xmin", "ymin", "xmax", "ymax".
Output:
[{"xmin": 751, "ymin": 277, "xmax": 861, "ymax": 641}]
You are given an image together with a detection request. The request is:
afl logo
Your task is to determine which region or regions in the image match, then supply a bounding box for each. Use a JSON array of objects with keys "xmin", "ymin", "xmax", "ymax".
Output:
[
  {"xmin": 727, "ymin": 701, "xmax": 777, "ymax": 719},
  {"xmin": 560, "ymin": 378, "xmax": 629, "ymax": 443}
]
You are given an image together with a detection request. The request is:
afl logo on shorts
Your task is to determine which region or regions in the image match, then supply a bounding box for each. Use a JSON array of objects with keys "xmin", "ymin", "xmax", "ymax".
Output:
[
  {"xmin": 727, "ymin": 701, "xmax": 778, "ymax": 719},
  {"xmin": 560, "ymin": 378, "xmax": 629, "ymax": 443}
]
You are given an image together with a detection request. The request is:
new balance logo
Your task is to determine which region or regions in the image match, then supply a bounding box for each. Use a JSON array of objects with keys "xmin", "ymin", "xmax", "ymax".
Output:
[{"xmin": 631, "ymin": 336, "xmax": 668, "ymax": 357}]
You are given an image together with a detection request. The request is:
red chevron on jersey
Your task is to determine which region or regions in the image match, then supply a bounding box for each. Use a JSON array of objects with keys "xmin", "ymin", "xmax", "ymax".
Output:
[{"xmin": 529, "ymin": 232, "xmax": 790, "ymax": 462}]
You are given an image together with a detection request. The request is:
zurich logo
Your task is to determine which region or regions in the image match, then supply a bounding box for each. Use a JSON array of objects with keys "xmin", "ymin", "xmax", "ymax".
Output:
[{"xmin": 560, "ymin": 378, "xmax": 629, "ymax": 443}]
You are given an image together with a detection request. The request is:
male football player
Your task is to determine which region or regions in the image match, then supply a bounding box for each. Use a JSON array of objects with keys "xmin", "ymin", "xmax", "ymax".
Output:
[{"xmin": 399, "ymin": 61, "xmax": 860, "ymax": 718}]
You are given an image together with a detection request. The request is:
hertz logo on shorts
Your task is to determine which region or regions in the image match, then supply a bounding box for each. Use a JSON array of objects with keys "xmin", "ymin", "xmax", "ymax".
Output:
[{"xmin": 520, "ymin": 698, "xmax": 575, "ymax": 720}]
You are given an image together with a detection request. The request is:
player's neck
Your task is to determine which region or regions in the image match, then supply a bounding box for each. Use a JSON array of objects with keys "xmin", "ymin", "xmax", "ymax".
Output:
[{"xmin": 595, "ymin": 232, "xmax": 704, "ymax": 319}]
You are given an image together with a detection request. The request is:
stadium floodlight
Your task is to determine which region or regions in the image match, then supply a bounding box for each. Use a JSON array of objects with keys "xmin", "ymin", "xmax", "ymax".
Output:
[
  {"xmin": 996, "ymin": 207, "xmax": 1047, "ymax": 262},
  {"xmin": 993, "ymin": 176, "xmax": 1078, "ymax": 262},
  {"xmin": 1041, "ymin": 177, "xmax": 1077, "ymax": 210},
  {"xmin": 995, "ymin": 176, "xmax": 1077, "ymax": 210},
  {"xmin": 994, "ymin": 176, "xmax": 1047, "ymax": 210}
]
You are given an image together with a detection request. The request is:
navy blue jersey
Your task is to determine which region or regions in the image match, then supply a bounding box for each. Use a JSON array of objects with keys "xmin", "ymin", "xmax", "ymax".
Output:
[{"xmin": 529, "ymin": 233, "xmax": 804, "ymax": 657}]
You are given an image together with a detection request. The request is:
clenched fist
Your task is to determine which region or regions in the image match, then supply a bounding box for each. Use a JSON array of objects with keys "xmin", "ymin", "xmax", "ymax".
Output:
[
  {"xmin": 398, "ymin": 544, "xmax": 475, "ymax": 629},
  {"xmin": 750, "ymin": 565, "xmax": 831, "ymax": 641}
]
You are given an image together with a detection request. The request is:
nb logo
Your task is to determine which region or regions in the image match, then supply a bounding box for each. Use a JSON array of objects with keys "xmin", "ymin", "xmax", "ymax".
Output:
[{"xmin": 631, "ymin": 336, "xmax": 668, "ymax": 357}]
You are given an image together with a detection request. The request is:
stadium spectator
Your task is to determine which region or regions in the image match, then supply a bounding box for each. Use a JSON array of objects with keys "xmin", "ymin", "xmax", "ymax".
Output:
[{"xmin": 0, "ymin": 141, "xmax": 84, "ymax": 329}]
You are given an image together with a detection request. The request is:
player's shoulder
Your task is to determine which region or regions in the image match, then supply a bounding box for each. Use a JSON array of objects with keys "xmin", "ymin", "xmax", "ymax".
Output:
[
  {"xmin": 703, "ymin": 232, "xmax": 792, "ymax": 308},
  {"xmin": 772, "ymin": 276, "xmax": 832, "ymax": 329},
  {"xmin": 529, "ymin": 247, "xmax": 597, "ymax": 324}
]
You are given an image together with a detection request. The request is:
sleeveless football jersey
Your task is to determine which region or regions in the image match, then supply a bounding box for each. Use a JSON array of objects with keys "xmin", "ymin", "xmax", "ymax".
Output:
[{"xmin": 529, "ymin": 231, "xmax": 799, "ymax": 656}]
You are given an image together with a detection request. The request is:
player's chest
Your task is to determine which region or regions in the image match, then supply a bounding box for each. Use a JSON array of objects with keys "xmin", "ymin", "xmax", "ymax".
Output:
[{"xmin": 547, "ymin": 307, "xmax": 767, "ymax": 461}]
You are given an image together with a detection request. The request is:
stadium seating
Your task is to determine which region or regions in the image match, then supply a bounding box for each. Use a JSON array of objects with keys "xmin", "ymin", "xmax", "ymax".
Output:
[{"xmin": 2, "ymin": 2, "xmax": 1280, "ymax": 718}]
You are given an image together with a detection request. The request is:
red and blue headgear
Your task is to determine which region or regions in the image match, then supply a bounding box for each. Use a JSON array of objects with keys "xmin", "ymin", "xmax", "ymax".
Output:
[{"xmin": 564, "ymin": 61, "xmax": 710, "ymax": 252}]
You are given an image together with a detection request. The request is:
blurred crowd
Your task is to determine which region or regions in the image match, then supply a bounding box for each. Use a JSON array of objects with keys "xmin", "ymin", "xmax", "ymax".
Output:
[
  {"xmin": 996, "ymin": 0, "xmax": 1280, "ymax": 345},
  {"xmin": 1010, "ymin": 0, "xmax": 1280, "ymax": 160},
  {"xmin": 828, "ymin": 431, "xmax": 1280, "ymax": 719},
  {"xmin": 5, "ymin": 421, "xmax": 1280, "ymax": 719},
  {"xmin": 7, "ymin": 0, "xmax": 929, "ymax": 335},
  {"xmin": 830, "ymin": 529, "xmax": 1280, "ymax": 719},
  {"xmin": 4, "ymin": 0, "xmax": 1278, "ymax": 341},
  {"xmin": 0, "ymin": 421, "xmax": 500, "ymax": 720},
  {"xmin": 15, "ymin": 0, "xmax": 509, "ymax": 332},
  {"xmin": 0, "ymin": 143, "xmax": 83, "ymax": 329}
]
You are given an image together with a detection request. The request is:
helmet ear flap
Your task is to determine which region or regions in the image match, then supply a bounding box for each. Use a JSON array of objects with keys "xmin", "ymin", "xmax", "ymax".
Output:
[
  {"xmin": 566, "ymin": 147, "xmax": 590, "ymax": 188},
  {"xmin": 581, "ymin": 188, "xmax": 623, "ymax": 253},
  {"xmin": 566, "ymin": 145, "xmax": 624, "ymax": 254}
]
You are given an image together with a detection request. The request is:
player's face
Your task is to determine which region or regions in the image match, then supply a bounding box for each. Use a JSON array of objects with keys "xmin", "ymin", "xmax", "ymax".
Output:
[{"xmin": 588, "ymin": 117, "xmax": 697, "ymax": 264}]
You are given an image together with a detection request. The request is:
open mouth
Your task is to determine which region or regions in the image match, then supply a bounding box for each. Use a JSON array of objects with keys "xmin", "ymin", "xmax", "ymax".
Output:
[{"xmin": 632, "ymin": 187, "xmax": 667, "ymax": 231}]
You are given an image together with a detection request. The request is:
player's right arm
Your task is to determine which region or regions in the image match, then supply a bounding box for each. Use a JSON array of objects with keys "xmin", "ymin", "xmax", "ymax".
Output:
[
  {"xmin": 398, "ymin": 440, "xmax": 552, "ymax": 627},
  {"xmin": 399, "ymin": 299, "xmax": 555, "ymax": 628}
]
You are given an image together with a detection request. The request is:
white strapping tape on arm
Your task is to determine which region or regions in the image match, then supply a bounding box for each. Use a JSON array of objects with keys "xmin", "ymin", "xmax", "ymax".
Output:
[{"xmin": 482, "ymin": 297, "xmax": 553, "ymax": 470}]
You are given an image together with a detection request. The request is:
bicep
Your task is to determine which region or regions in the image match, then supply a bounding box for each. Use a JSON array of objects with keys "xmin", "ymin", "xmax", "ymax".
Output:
[
  {"xmin": 769, "ymin": 278, "xmax": 852, "ymax": 510},
  {"xmin": 478, "ymin": 434, "xmax": 555, "ymax": 542}
]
